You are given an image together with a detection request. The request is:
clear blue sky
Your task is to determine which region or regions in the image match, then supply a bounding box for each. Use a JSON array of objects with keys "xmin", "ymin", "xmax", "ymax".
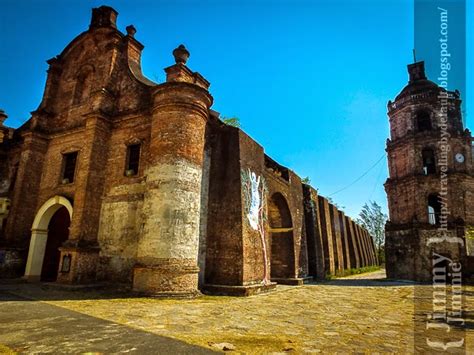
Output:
[{"xmin": 0, "ymin": 0, "xmax": 472, "ymax": 219}]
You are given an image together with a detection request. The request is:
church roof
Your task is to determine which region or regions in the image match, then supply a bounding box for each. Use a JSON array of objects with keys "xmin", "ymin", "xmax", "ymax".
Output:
[
  {"xmin": 395, "ymin": 78, "xmax": 440, "ymax": 101},
  {"xmin": 394, "ymin": 61, "xmax": 440, "ymax": 101}
]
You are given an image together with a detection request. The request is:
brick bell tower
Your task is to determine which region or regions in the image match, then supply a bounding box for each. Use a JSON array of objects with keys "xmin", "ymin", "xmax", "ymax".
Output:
[{"xmin": 384, "ymin": 61, "xmax": 474, "ymax": 282}]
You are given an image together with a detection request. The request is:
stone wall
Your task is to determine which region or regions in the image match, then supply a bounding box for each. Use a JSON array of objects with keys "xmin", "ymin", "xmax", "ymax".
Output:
[
  {"xmin": 386, "ymin": 224, "xmax": 466, "ymax": 282},
  {"xmin": 203, "ymin": 123, "xmax": 377, "ymax": 293},
  {"xmin": 302, "ymin": 195, "xmax": 377, "ymax": 279},
  {"xmin": 204, "ymin": 125, "xmax": 245, "ymax": 289}
]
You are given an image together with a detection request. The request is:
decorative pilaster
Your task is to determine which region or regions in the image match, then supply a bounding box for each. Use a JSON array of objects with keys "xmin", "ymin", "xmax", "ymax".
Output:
[{"xmin": 57, "ymin": 113, "xmax": 110, "ymax": 284}]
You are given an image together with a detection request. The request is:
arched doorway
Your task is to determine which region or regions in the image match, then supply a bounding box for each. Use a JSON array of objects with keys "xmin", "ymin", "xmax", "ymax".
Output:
[
  {"xmin": 41, "ymin": 207, "xmax": 70, "ymax": 281},
  {"xmin": 24, "ymin": 196, "xmax": 73, "ymax": 282},
  {"xmin": 268, "ymin": 193, "xmax": 294, "ymax": 280}
]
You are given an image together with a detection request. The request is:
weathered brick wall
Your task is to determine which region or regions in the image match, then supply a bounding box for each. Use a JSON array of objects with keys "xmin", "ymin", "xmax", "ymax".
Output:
[
  {"xmin": 264, "ymin": 166, "xmax": 307, "ymax": 281},
  {"xmin": 300, "ymin": 185, "xmax": 376, "ymax": 279},
  {"xmin": 204, "ymin": 124, "xmax": 324, "ymax": 288},
  {"xmin": 317, "ymin": 196, "xmax": 335, "ymax": 275},
  {"xmin": 339, "ymin": 211, "xmax": 351, "ymax": 269},
  {"xmin": 239, "ymin": 132, "xmax": 268, "ymax": 285},
  {"xmin": 205, "ymin": 125, "xmax": 244, "ymax": 286},
  {"xmin": 0, "ymin": 132, "xmax": 20, "ymax": 239},
  {"xmin": 386, "ymin": 226, "xmax": 465, "ymax": 282},
  {"xmin": 95, "ymin": 116, "xmax": 150, "ymax": 283},
  {"xmin": 302, "ymin": 185, "xmax": 325, "ymax": 279},
  {"xmin": 345, "ymin": 216, "xmax": 360, "ymax": 269},
  {"xmin": 197, "ymin": 144, "xmax": 212, "ymax": 288},
  {"xmin": 329, "ymin": 203, "xmax": 344, "ymax": 272},
  {"xmin": 4, "ymin": 133, "xmax": 48, "ymax": 248}
]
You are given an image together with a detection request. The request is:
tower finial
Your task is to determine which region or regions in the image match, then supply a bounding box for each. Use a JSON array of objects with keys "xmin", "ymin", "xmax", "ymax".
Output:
[
  {"xmin": 172, "ymin": 44, "xmax": 190, "ymax": 65},
  {"xmin": 126, "ymin": 25, "xmax": 136, "ymax": 37},
  {"xmin": 413, "ymin": 48, "xmax": 417, "ymax": 63}
]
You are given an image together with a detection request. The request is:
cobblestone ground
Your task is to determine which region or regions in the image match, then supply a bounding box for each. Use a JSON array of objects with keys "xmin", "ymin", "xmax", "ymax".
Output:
[{"xmin": 1, "ymin": 270, "xmax": 473, "ymax": 354}]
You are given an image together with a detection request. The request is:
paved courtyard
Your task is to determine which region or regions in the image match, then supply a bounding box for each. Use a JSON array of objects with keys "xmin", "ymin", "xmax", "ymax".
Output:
[{"xmin": 0, "ymin": 270, "xmax": 472, "ymax": 353}]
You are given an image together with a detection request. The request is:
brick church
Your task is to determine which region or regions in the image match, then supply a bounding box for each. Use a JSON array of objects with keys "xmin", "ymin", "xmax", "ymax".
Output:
[{"xmin": 0, "ymin": 6, "xmax": 377, "ymax": 296}]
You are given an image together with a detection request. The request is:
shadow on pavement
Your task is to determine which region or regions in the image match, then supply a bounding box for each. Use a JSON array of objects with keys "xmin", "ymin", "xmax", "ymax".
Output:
[
  {"xmin": 0, "ymin": 291, "xmax": 217, "ymax": 354},
  {"xmin": 0, "ymin": 276, "xmax": 417, "ymax": 301},
  {"xmin": 0, "ymin": 280, "xmax": 166, "ymax": 302}
]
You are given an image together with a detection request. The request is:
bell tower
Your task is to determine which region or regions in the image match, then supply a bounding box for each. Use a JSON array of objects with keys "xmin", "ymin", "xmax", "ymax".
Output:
[{"xmin": 384, "ymin": 61, "xmax": 474, "ymax": 281}]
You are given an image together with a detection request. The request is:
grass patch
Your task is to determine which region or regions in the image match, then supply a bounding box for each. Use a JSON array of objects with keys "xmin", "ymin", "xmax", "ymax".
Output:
[{"xmin": 326, "ymin": 265, "xmax": 381, "ymax": 280}]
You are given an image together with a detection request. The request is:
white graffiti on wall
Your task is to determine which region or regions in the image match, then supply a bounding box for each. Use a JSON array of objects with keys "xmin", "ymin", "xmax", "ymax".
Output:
[
  {"xmin": 242, "ymin": 168, "xmax": 270, "ymax": 284},
  {"xmin": 247, "ymin": 172, "xmax": 261, "ymax": 230}
]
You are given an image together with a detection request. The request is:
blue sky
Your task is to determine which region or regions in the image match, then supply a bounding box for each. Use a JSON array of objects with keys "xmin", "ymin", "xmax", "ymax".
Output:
[{"xmin": 0, "ymin": 0, "xmax": 472, "ymax": 219}]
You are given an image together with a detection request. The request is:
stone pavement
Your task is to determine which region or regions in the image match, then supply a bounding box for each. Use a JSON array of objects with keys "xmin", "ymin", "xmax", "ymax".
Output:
[
  {"xmin": 0, "ymin": 292, "xmax": 215, "ymax": 354},
  {"xmin": 0, "ymin": 270, "xmax": 472, "ymax": 353}
]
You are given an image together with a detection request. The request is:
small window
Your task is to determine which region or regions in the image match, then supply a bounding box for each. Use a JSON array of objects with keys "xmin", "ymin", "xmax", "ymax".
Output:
[
  {"xmin": 422, "ymin": 148, "xmax": 436, "ymax": 175},
  {"xmin": 416, "ymin": 110, "xmax": 432, "ymax": 132},
  {"xmin": 125, "ymin": 144, "xmax": 141, "ymax": 176},
  {"xmin": 62, "ymin": 152, "xmax": 78, "ymax": 183}
]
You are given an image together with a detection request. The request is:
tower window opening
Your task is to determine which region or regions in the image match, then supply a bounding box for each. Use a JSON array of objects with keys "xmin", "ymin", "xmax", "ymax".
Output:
[
  {"xmin": 125, "ymin": 144, "xmax": 141, "ymax": 176},
  {"xmin": 62, "ymin": 152, "xmax": 78, "ymax": 184},
  {"xmin": 427, "ymin": 194, "xmax": 441, "ymax": 225},
  {"xmin": 416, "ymin": 110, "xmax": 432, "ymax": 132},
  {"xmin": 422, "ymin": 148, "xmax": 436, "ymax": 175}
]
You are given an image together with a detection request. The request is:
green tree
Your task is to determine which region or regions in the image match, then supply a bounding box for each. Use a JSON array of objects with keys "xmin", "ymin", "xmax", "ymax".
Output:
[
  {"xmin": 356, "ymin": 201, "xmax": 387, "ymax": 265},
  {"xmin": 222, "ymin": 116, "xmax": 241, "ymax": 128},
  {"xmin": 327, "ymin": 197, "xmax": 345, "ymax": 211}
]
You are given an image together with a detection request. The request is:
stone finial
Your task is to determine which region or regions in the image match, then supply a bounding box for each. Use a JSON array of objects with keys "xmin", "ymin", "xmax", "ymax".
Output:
[
  {"xmin": 0, "ymin": 109, "xmax": 7, "ymax": 126},
  {"xmin": 126, "ymin": 25, "xmax": 136, "ymax": 37},
  {"xmin": 172, "ymin": 44, "xmax": 190, "ymax": 65},
  {"xmin": 90, "ymin": 6, "xmax": 118, "ymax": 30}
]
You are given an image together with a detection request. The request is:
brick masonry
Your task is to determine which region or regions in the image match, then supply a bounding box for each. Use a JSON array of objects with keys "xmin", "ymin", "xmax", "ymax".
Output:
[{"xmin": 0, "ymin": 6, "xmax": 377, "ymax": 295}]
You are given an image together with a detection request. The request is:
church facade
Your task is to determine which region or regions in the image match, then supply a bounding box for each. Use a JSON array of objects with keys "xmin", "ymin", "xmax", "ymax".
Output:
[
  {"xmin": 384, "ymin": 61, "xmax": 474, "ymax": 283},
  {"xmin": 0, "ymin": 6, "xmax": 377, "ymax": 296}
]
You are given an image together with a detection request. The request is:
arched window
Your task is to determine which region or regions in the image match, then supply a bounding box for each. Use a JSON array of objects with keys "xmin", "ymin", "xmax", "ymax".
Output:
[
  {"xmin": 72, "ymin": 65, "xmax": 94, "ymax": 105},
  {"xmin": 415, "ymin": 110, "xmax": 432, "ymax": 132},
  {"xmin": 428, "ymin": 194, "xmax": 441, "ymax": 225},
  {"xmin": 268, "ymin": 193, "xmax": 294, "ymax": 280},
  {"xmin": 268, "ymin": 193, "xmax": 293, "ymax": 229},
  {"xmin": 422, "ymin": 148, "xmax": 436, "ymax": 175}
]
